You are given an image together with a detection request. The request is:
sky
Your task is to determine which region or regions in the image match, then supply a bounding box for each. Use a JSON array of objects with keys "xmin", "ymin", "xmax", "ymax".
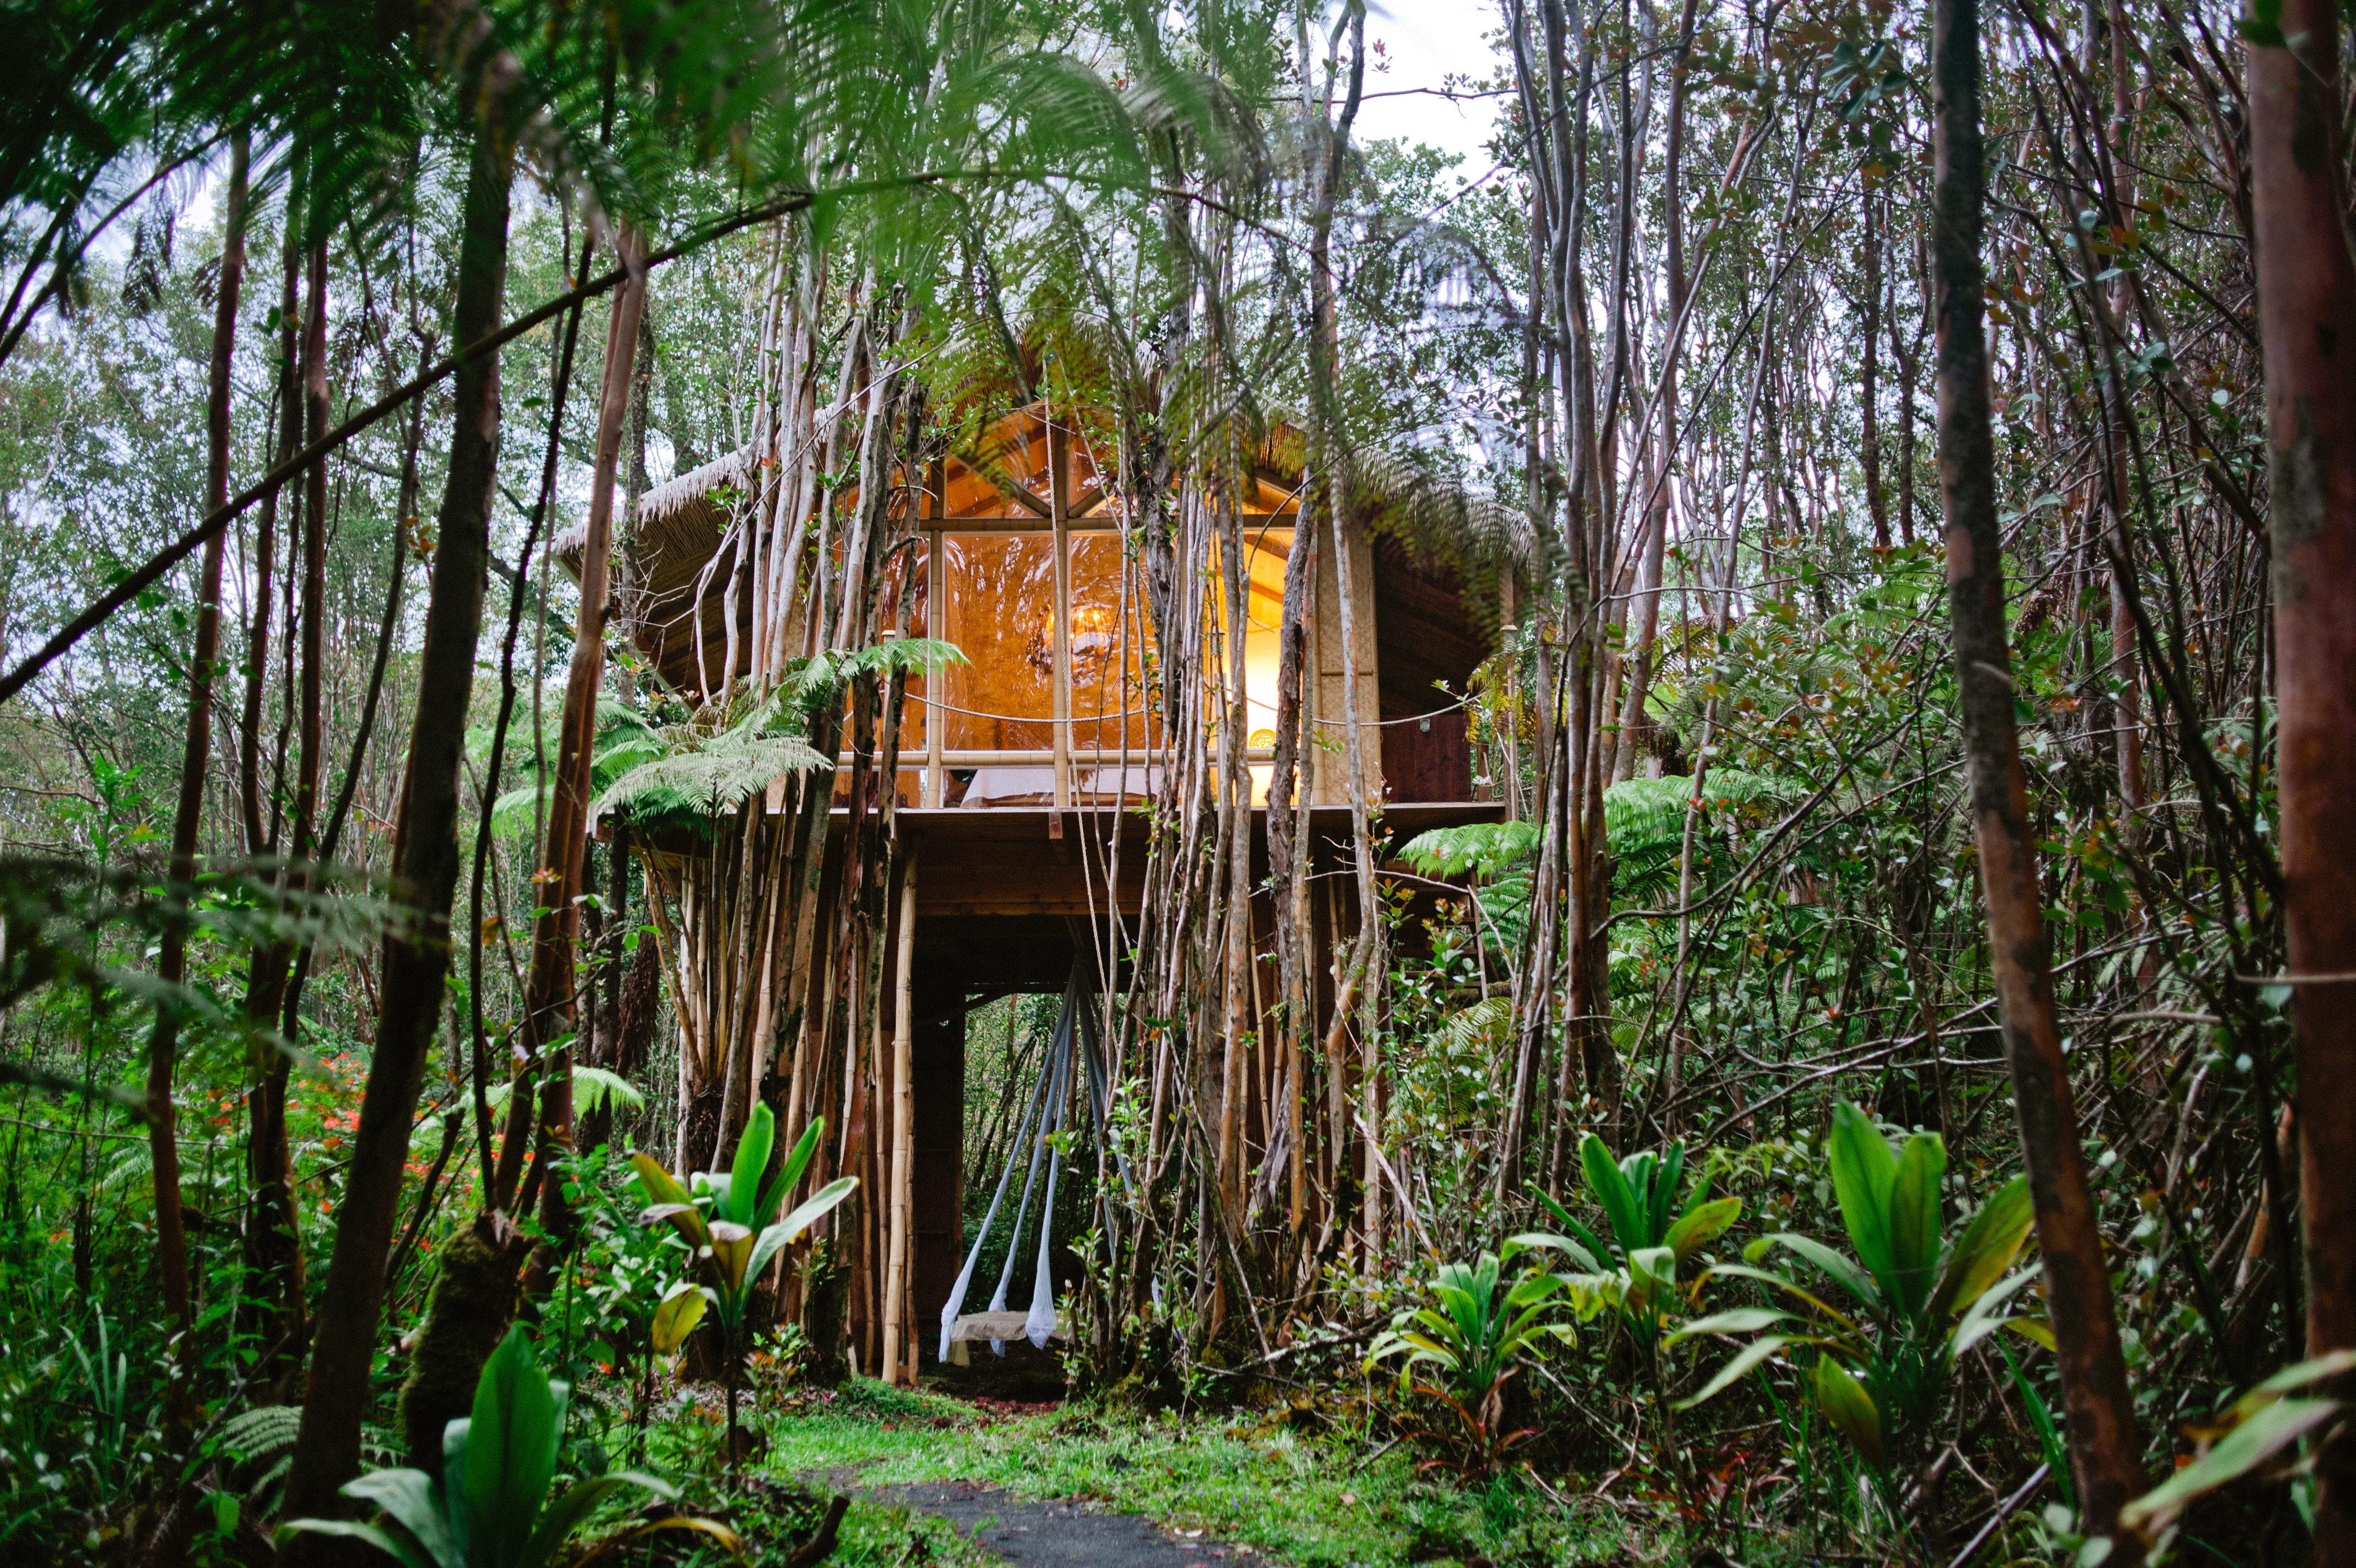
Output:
[{"xmin": 1350, "ymin": 0, "xmax": 1510, "ymax": 176}]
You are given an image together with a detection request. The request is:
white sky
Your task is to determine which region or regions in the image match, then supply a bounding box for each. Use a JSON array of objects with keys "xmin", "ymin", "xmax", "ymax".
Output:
[{"xmin": 1351, "ymin": 0, "xmax": 1510, "ymax": 174}]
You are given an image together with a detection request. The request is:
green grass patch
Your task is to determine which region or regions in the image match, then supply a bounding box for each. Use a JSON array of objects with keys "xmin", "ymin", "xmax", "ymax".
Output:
[{"xmin": 751, "ymin": 1381, "xmax": 1661, "ymax": 1567}]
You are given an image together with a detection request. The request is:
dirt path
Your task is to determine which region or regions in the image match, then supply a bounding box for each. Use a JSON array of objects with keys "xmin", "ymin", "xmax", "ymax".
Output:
[{"xmin": 873, "ymin": 1480, "xmax": 1262, "ymax": 1568}]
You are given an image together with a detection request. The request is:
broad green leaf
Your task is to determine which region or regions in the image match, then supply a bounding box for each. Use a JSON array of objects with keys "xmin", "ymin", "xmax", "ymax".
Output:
[
  {"xmin": 2118, "ymin": 1397, "xmax": 2343, "ymax": 1537},
  {"xmin": 651, "ymin": 1284, "xmax": 708, "ymax": 1354},
  {"xmin": 275, "ymin": 1518, "xmax": 442, "ymax": 1568},
  {"xmin": 1707, "ymin": 1262, "xmax": 1872, "ymax": 1338},
  {"xmin": 1759, "ymin": 1232, "xmax": 1883, "ymax": 1312},
  {"xmin": 464, "ymin": 1325, "xmax": 558, "ymax": 1568},
  {"xmin": 1888, "ymin": 1132, "xmax": 1945, "ymax": 1316},
  {"xmin": 1651, "ymin": 1142, "xmax": 1688, "ymax": 1243},
  {"xmin": 1950, "ymin": 1266, "xmax": 2042, "ymax": 1360},
  {"xmin": 629, "ymin": 1153, "xmax": 694, "ymax": 1211},
  {"xmin": 1664, "ymin": 1197, "xmax": 1742, "ymax": 1262},
  {"xmin": 1826, "ymin": 1101, "xmax": 1899, "ymax": 1287},
  {"xmin": 441, "ymin": 1418, "xmax": 470, "ymax": 1556},
  {"xmin": 759, "ymin": 1117, "xmax": 828, "ymax": 1223},
  {"xmin": 1581, "ymin": 1134, "xmax": 1648, "ymax": 1258},
  {"xmin": 1627, "ymin": 1245, "xmax": 1676, "ymax": 1317},
  {"xmin": 726, "ymin": 1103, "xmax": 775, "ymax": 1226},
  {"xmin": 744, "ymin": 1215, "xmax": 807, "ymax": 1289},
  {"xmin": 2242, "ymin": 1347, "xmax": 2356, "ymax": 1408},
  {"xmin": 1668, "ymin": 1307, "xmax": 1789, "ymax": 1341},
  {"xmin": 2008, "ymin": 1317, "xmax": 2058, "ymax": 1351},
  {"xmin": 776, "ymin": 1175, "xmax": 859, "ymax": 1244},
  {"xmin": 637, "ymin": 1202, "xmax": 710, "ymax": 1251},
  {"xmin": 706, "ymin": 1221, "xmax": 756, "ymax": 1293},
  {"xmin": 1503, "ymin": 1231, "xmax": 1602, "ymax": 1272},
  {"xmin": 1532, "ymin": 1180, "xmax": 1617, "ymax": 1268},
  {"xmin": 1813, "ymin": 1356, "xmax": 1887, "ymax": 1469},
  {"xmin": 341, "ymin": 1467, "xmax": 458, "ymax": 1568},
  {"xmin": 1677, "ymin": 1335, "xmax": 1794, "ymax": 1409},
  {"xmin": 1929, "ymin": 1176, "xmax": 2033, "ymax": 1325},
  {"xmin": 520, "ymin": 1470, "xmax": 676, "ymax": 1568}
]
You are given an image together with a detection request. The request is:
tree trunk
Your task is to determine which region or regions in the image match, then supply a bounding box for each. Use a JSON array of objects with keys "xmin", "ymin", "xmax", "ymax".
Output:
[
  {"xmin": 145, "ymin": 132, "xmax": 247, "ymax": 1380},
  {"xmin": 509, "ymin": 229, "xmax": 647, "ymax": 1294},
  {"xmin": 2246, "ymin": 3, "xmax": 2356, "ymax": 1555},
  {"xmin": 882, "ymin": 849, "xmax": 917, "ymax": 1386},
  {"xmin": 278, "ymin": 122, "xmax": 513, "ymax": 1542},
  {"xmin": 1862, "ymin": 186, "xmax": 1888, "ymax": 549},
  {"xmin": 240, "ymin": 229, "xmax": 316, "ymax": 1395},
  {"xmin": 1929, "ymin": 0, "xmax": 2146, "ymax": 1548}
]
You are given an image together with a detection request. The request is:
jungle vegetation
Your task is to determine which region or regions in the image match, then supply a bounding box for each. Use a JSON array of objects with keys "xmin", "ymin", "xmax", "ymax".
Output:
[{"xmin": 0, "ymin": 0, "xmax": 2353, "ymax": 1563}]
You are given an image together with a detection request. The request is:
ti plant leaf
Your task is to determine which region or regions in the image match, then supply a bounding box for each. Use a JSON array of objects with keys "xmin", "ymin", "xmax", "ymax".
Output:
[
  {"xmin": 279, "ymin": 1325, "xmax": 674, "ymax": 1568},
  {"xmin": 1813, "ymin": 1355, "xmax": 1886, "ymax": 1470},
  {"xmin": 1826, "ymin": 1100, "xmax": 1901, "ymax": 1290},
  {"xmin": 2119, "ymin": 1349, "xmax": 2356, "ymax": 1541},
  {"xmin": 651, "ymin": 1282, "xmax": 708, "ymax": 1354}
]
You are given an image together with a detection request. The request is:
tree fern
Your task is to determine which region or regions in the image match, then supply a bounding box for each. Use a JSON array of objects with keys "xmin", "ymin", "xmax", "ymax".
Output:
[{"xmin": 483, "ymin": 1064, "xmax": 645, "ymax": 1116}]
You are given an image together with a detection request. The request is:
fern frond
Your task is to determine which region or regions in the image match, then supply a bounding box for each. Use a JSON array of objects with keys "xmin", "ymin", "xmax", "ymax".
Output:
[
  {"xmin": 1399, "ymin": 821, "xmax": 1540, "ymax": 879},
  {"xmin": 483, "ymin": 1065, "xmax": 647, "ymax": 1116},
  {"xmin": 595, "ymin": 729, "xmax": 830, "ymax": 821}
]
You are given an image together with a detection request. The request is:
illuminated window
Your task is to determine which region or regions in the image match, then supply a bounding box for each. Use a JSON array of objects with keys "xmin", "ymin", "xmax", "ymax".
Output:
[
  {"xmin": 1068, "ymin": 532, "xmax": 1161, "ymax": 752},
  {"xmin": 938, "ymin": 534, "xmax": 1056, "ymax": 752}
]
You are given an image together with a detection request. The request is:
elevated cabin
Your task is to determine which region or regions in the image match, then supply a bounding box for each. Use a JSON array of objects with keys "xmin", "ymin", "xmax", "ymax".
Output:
[{"xmin": 567, "ymin": 399, "xmax": 1503, "ymax": 1371}]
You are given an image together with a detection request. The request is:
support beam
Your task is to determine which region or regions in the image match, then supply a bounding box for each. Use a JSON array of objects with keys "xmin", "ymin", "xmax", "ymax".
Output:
[{"xmin": 882, "ymin": 848, "xmax": 919, "ymax": 1387}]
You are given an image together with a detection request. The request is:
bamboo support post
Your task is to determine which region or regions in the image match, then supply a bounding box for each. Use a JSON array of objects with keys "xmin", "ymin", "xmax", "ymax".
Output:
[
  {"xmin": 882, "ymin": 847, "xmax": 919, "ymax": 1387},
  {"xmin": 1049, "ymin": 410, "xmax": 1071, "ymax": 809}
]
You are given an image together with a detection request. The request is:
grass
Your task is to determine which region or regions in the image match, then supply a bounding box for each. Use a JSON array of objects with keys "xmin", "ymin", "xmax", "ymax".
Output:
[{"xmin": 746, "ymin": 1378, "xmax": 1669, "ymax": 1568}]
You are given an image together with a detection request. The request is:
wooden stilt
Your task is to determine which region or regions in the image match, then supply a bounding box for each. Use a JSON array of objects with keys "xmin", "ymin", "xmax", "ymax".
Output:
[{"xmin": 882, "ymin": 847, "xmax": 919, "ymax": 1386}]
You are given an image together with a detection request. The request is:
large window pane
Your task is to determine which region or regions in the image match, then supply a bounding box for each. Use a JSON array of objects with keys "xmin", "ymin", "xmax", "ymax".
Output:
[
  {"xmin": 940, "ymin": 534, "xmax": 1056, "ymax": 751},
  {"xmin": 1068, "ymin": 532, "xmax": 1161, "ymax": 752},
  {"xmin": 1238, "ymin": 526, "xmax": 1294, "ymax": 748}
]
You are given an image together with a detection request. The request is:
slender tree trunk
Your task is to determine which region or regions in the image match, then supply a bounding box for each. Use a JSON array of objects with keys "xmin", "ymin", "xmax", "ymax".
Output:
[
  {"xmin": 883, "ymin": 849, "xmax": 916, "ymax": 1386},
  {"xmin": 1930, "ymin": 0, "xmax": 2146, "ymax": 1548},
  {"xmin": 279, "ymin": 121, "xmax": 513, "ymax": 1540},
  {"xmin": 240, "ymin": 243, "xmax": 298, "ymax": 859},
  {"xmin": 513, "ymin": 229, "xmax": 647, "ymax": 1291},
  {"xmin": 146, "ymin": 133, "xmax": 248, "ymax": 1380},
  {"xmin": 1862, "ymin": 186, "xmax": 1888, "ymax": 549},
  {"xmin": 1304, "ymin": 0, "xmax": 1373, "ymax": 1264},
  {"xmin": 2246, "ymin": 3, "xmax": 2356, "ymax": 1553},
  {"xmin": 240, "ymin": 228, "xmax": 315, "ymax": 1393}
]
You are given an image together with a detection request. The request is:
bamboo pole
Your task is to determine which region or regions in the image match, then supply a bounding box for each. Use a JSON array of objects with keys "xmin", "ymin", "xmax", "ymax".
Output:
[{"xmin": 882, "ymin": 846, "xmax": 919, "ymax": 1387}]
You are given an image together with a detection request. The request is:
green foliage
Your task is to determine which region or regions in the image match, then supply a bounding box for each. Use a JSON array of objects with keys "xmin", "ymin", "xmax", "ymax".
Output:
[
  {"xmin": 280, "ymin": 1325, "xmax": 725, "ymax": 1568},
  {"xmin": 631, "ymin": 1105, "xmax": 855, "ymax": 1460},
  {"xmin": 1365, "ymin": 1236, "xmax": 1586, "ymax": 1476},
  {"xmin": 1398, "ymin": 821, "xmax": 1539, "ymax": 880},
  {"xmin": 482, "ymin": 695, "xmax": 669, "ymax": 839},
  {"xmin": 1533, "ymin": 1134, "xmax": 1741, "ymax": 1346},
  {"xmin": 2118, "ymin": 1349, "xmax": 2355, "ymax": 1549},
  {"xmin": 1395, "ymin": 821, "xmax": 1537, "ymax": 958},
  {"xmin": 1672, "ymin": 1102, "xmax": 2043, "ymax": 1503},
  {"xmin": 1600, "ymin": 770, "xmax": 1798, "ymax": 903}
]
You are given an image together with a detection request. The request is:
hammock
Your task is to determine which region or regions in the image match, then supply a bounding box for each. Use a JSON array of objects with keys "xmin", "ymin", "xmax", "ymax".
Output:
[{"xmin": 937, "ymin": 958, "xmax": 1136, "ymax": 1359}]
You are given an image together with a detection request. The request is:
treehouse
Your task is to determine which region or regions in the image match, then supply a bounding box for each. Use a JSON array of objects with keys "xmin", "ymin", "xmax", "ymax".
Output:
[{"xmin": 562, "ymin": 397, "xmax": 1506, "ymax": 1380}]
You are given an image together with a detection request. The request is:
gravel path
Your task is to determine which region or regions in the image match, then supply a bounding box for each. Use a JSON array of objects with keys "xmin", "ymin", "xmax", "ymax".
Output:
[{"xmin": 873, "ymin": 1480, "xmax": 1261, "ymax": 1568}]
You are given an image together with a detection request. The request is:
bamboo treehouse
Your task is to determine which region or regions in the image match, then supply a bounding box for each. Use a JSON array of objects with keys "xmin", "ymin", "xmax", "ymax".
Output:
[{"xmin": 565, "ymin": 384, "xmax": 1510, "ymax": 1386}]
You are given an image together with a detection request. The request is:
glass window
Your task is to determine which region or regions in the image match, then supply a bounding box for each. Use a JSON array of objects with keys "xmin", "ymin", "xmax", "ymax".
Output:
[
  {"xmin": 939, "ymin": 534, "xmax": 1056, "ymax": 751},
  {"xmin": 1067, "ymin": 531, "xmax": 1161, "ymax": 753},
  {"xmin": 1237, "ymin": 526, "xmax": 1294, "ymax": 749},
  {"xmin": 827, "ymin": 538, "xmax": 928, "ymax": 751}
]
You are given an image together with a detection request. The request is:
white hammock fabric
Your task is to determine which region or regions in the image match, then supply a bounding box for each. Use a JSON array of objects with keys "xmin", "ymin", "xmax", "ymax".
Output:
[{"xmin": 938, "ymin": 960, "xmax": 1136, "ymax": 1360}]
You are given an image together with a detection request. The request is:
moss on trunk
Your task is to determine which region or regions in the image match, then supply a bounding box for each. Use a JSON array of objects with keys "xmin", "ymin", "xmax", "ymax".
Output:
[{"xmin": 397, "ymin": 1212, "xmax": 528, "ymax": 1468}]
